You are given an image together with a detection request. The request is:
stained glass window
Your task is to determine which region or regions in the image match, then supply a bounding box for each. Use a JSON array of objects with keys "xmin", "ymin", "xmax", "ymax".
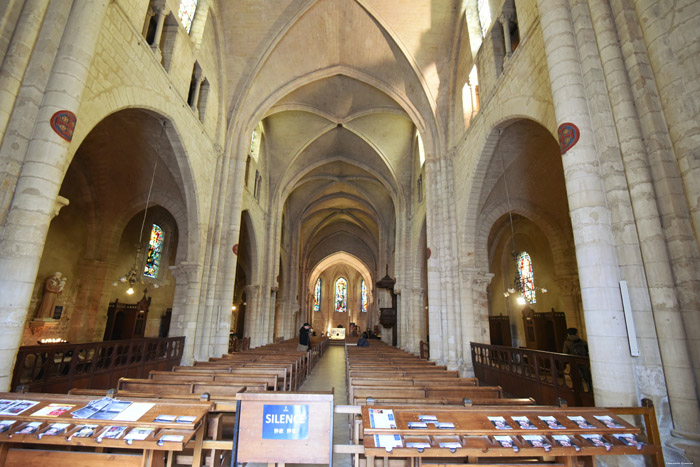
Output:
[
  {"xmin": 334, "ymin": 278, "xmax": 347, "ymax": 312},
  {"xmin": 361, "ymin": 280, "xmax": 368, "ymax": 312},
  {"xmin": 517, "ymin": 251, "xmax": 536, "ymax": 304},
  {"xmin": 313, "ymin": 278, "xmax": 321, "ymax": 312},
  {"xmin": 144, "ymin": 224, "xmax": 164, "ymax": 278},
  {"xmin": 178, "ymin": 0, "xmax": 198, "ymax": 34}
]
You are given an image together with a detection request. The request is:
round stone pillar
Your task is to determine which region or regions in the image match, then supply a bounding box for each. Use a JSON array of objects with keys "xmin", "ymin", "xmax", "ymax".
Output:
[
  {"xmin": 0, "ymin": 0, "xmax": 109, "ymax": 391},
  {"xmin": 536, "ymin": 0, "xmax": 637, "ymax": 407}
]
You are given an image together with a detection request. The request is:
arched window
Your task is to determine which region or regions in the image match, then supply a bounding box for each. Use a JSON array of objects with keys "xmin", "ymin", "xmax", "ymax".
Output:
[
  {"xmin": 416, "ymin": 130, "xmax": 425, "ymax": 166},
  {"xmin": 178, "ymin": 0, "xmax": 198, "ymax": 34},
  {"xmin": 477, "ymin": 0, "xmax": 491, "ymax": 36},
  {"xmin": 334, "ymin": 278, "xmax": 347, "ymax": 312},
  {"xmin": 144, "ymin": 224, "xmax": 164, "ymax": 278},
  {"xmin": 517, "ymin": 251, "xmax": 536, "ymax": 304},
  {"xmin": 249, "ymin": 123, "xmax": 262, "ymax": 161},
  {"xmin": 361, "ymin": 280, "xmax": 368, "ymax": 312},
  {"xmin": 313, "ymin": 278, "xmax": 321, "ymax": 312}
]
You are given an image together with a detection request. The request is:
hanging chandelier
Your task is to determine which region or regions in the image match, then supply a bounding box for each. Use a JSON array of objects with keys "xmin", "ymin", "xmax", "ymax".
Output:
[{"xmin": 113, "ymin": 121, "xmax": 166, "ymax": 295}]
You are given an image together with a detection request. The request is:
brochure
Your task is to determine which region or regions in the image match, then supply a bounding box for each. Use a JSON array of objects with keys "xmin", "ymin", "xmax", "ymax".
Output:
[
  {"xmin": 368, "ymin": 408, "xmax": 396, "ymax": 429},
  {"xmin": 159, "ymin": 434, "xmax": 185, "ymax": 443},
  {"xmin": 0, "ymin": 400, "xmax": 18, "ymax": 412},
  {"xmin": 552, "ymin": 434, "xmax": 580, "ymax": 451},
  {"xmin": 538, "ymin": 415, "xmax": 566, "ymax": 429},
  {"xmin": 512, "ymin": 416, "xmax": 537, "ymax": 429},
  {"xmin": 439, "ymin": 440, "xmax": 462, "ymax": 449},
  {"xmin": 154, "ymin": 414, "xmax": 177, "ymax": 423},
  {"xmin": 31, "ymin": 403, "xmax": 75, "ymax": 418},
  {"xmin": 72, "ymin": 397, "xmax": 122, "ymax": 419},
  {"xmin": 38, "ymin": 423, "xmax": 71, "ymax": 438},
  {"xmin": 567, "ymin": 415, "xmax": 596, "ymax": 429},
  {"xmin": 0, "ymin": 420, "xmax": 16, "ymax": 433},
  {"xmin": 175, "ymin": 415, "xmax": 196, "ymax": 423},
  {"xmin": 98, "ymin": 425, "xmax": 128, "ymax": 441},
  {"xmin": 418, "ymin": 415, "xmax": 438, "ymax": 422},
  {"xmin": 613, "ymin": 433, "xmax": 643, "ymax": 449},
  {"xmin": 374, "ymin": 434, "xmax": 403, "ymax": 450},
  {"xmin": 124, "ymin": 427, "xmax": 154, "ymax": 441},
  {"xmin": 494, "ymin": 435, "xmax": 518, "ymax": 450},
  {"xmin": 436, "ymin": 422, "xmax": 455, "ymax": 429},
  {"xmin": 70, "ymin": 424, "xmax": 98, "ymax": 439},
  {"xmin": 522, "ymin": 434, "xmax": 552, "ymax": 451},
  {"xmin": 407, "ymin": 421, "xmax": 428, "ymax": 429},
  {"xmin": 0, "ymin": 399, "xmax": 40, "ymax": 415},
  {"xmin": 581, "ymin": 433, "xmax": 612, "ymax": 450},
  {"xmin": 594, "ymin": 415, "xmax": 625, "ymax": 429},
  {"xmin": 405, "ymin": 437, "xmax": 431, "ymax": 449},
  {"xmin": 488, "ymin": 416, "xmax": 513, "ymax": 430},
  {"xmin": 15, "ymin": 422, "xmax": 42, "ymax": 435}
]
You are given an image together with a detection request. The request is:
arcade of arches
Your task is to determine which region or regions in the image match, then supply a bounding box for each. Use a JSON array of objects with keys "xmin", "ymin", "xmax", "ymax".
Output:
[{"xmin": 0, "ymin": 0, "xmax": 698, "ymax": 463}]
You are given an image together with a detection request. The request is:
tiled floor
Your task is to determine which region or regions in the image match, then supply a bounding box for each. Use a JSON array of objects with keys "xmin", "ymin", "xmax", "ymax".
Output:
[{"xmin": 242, "ymin": 344, "xmax": 352, "ymax": 467}]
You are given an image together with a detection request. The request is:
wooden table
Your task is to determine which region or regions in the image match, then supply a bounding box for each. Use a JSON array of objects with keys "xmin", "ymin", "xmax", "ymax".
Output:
[
  {"xmin": 0, "ymin": 392, "xmax": 212, "ymax": 467},
  {"xmin": 361, "ymin": 405, "xmax": 663, "ymax": 467}
]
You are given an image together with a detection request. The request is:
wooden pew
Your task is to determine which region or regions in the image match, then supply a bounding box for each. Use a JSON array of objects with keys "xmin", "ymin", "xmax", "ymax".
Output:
[
  {"xmin": 350, "ymin": 385, "xmax": 503, "ymax": 406},
  {"xmin": 190, "ymin": 361, "xmax": 297, "ymax": 391},
  {"xmin": 117, "ymin": 377, "xmax": 267, "ymax": 397},
  {"xmin": 149, "ymin": 370, "xmax": 278, "ymax": 391}
]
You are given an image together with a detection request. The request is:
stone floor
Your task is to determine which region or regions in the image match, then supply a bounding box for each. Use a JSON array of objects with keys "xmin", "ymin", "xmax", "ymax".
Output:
[{"xmin": 243, "ymin": 344, "xmax": 352, "ymax": 467}]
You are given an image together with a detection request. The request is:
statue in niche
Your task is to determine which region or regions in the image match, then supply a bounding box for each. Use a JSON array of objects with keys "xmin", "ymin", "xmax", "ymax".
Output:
[{"xmin": 37, "ymin": 272, "xmax": 67, "ymax": 319}]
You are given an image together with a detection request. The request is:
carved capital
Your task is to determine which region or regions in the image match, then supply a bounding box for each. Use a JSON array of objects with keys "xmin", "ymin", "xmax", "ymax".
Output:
[{"xmin": 169, "ymin": 262, "xmax": 201, "ymax": 284}]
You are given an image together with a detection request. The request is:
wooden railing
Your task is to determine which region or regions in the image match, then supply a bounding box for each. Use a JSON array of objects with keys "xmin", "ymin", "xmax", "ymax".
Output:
[
  {"xmin": 471, "ymin": 342, "xmax": 593, "ymax": 407},
  {"xmin": 11, "ymin": 336, "xmax": 184, "ymax": 393}
]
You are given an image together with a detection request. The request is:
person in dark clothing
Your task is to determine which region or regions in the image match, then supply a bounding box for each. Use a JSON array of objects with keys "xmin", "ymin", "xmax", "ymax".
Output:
[
  {"xmin": 357, "ymin": 332, "xmax": 370, "ymax": 347},
  {"xmin": 297, "ymin": 323, "xmax": 311, "ymax": 351},
  {"xmin": 562, "ymin": 327, "xmax": 592, "ymax": 391},
  {"xmin": 563, "ymin": 328, "xmax": 588, "ymax": 356}
]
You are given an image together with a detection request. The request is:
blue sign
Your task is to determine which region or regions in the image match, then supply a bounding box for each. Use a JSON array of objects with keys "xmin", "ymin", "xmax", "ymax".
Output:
[{"xmin": 262, "ymin": 404, "xmax": 309, "ymax": 440}]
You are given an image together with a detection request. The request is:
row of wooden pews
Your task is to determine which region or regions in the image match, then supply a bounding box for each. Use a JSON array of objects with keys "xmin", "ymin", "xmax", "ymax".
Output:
[
  {"xmin": 347, "ymin": 341, "xmax": 533, "ymax": 406},
  {"xmin": 346, "ymin": 340, "xmax": 536, "ymax": 466},
  {"xmin": 60, "ymin": 336, "xmax": 330, "ymax": 466}
]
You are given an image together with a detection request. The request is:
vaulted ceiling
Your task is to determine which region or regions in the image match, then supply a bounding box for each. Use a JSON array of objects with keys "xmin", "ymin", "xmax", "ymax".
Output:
[{"xmin": 218, "ymin": 0, "xmax": 461, "ymax": 277}]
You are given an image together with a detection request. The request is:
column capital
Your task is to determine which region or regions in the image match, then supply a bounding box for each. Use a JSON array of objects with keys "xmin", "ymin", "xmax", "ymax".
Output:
[{"xmin": 169, "ymin": 262, "xmax": 201, "ymax": 283}]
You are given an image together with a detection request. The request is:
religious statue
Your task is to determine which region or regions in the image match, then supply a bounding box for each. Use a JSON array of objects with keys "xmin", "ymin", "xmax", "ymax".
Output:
[{"xmin": 37, "ymin": 272, "xmax": 67, "ymax": 319}]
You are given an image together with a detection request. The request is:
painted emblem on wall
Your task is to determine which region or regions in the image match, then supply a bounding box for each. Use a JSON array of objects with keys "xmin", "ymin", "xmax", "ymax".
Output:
[
  {"xmin": 232, "ymin": 243, "xmax": 239, "ymax": 255},
  {"xmin": 558, "ymin": 122, "xmax": 579, "ymax": 155},
  {"xmin": 50, "ymin": 110, "xmax": 77, "ymax": 142}
]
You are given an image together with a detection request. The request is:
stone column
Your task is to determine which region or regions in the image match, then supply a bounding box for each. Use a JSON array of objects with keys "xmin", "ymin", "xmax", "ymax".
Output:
[
  {"xmin": 499, "ymin": 13, "xmax": 513, "ymax": 58},
  {"xmin": 585, "ymin": 0, "xmax": 700, "ymax": 447},
  {"xmin": 0, "ymin": 0, "xmax": 109, "ymax": 391},
  {"xmin": 149, "ymin": 7, "xmax": 167, "ymax": 62},
  {"xmin": 169, "ymin": 262, "xmax": 202, "ymax": 365},
  {"xmin": 536, "ymin": 0, "xmax": 638, "ymax": 406},
  {"xmin": 0, "ymin": 0, "xmax": 51, "ymax": 139},
  {"xmin": 243, "ymin": 284, "xmax": 261, "ymax": 343},
  {"xmin": 189, "ymin": 69, "xmax": 203, "ymax": 115},
  {"xmin": 460, "ymin": 268, "xmax": 493, "ymax": 376},
  {"xmin": 425, "ymin": 154, "xmax": 462, "ymax": 371}
]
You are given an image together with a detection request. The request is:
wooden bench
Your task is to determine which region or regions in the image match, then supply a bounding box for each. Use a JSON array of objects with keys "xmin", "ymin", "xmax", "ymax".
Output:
[
  {"xmin": 148, "ymin": 370, "xmax": 278, "ymax": 391},
  {"xmin": 172, "ymin": 365, "xmax": 288, "ymax": 391},
  {"xmin": 117, "ymin": 378, "xmax": 266, "ymax": 397},
  {"xmin": 350, "ymin": 385, "xmax": 503, "ymax": 406}
]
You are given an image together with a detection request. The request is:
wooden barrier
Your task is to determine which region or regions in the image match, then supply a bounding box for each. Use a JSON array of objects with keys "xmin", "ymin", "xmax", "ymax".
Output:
[
  {"xmin": 471, "ymin": 342, "xmax": 594, "ymax": 406},
  {"xmin": 11, "ymin": 337, "xmax": 184, "ymax": 393}
]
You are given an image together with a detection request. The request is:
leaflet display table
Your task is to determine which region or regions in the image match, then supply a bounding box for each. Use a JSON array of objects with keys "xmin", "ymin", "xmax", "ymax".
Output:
[
  {"xmin": 0, "ymin": 392, "xmax": 212, "ymax": 467},
  {"xmin": 361, "ymin": 405, "xmax": 663, "ymax": 467}
]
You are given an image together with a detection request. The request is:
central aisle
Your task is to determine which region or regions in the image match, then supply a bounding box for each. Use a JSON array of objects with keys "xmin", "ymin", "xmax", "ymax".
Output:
[
  {"xmin": 298, "ymin": 344, "xmax": 351, "ymax": 467},
  {"xmin": 245, "ymin": 343, "xmax": 352, "ymax": 467}
]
